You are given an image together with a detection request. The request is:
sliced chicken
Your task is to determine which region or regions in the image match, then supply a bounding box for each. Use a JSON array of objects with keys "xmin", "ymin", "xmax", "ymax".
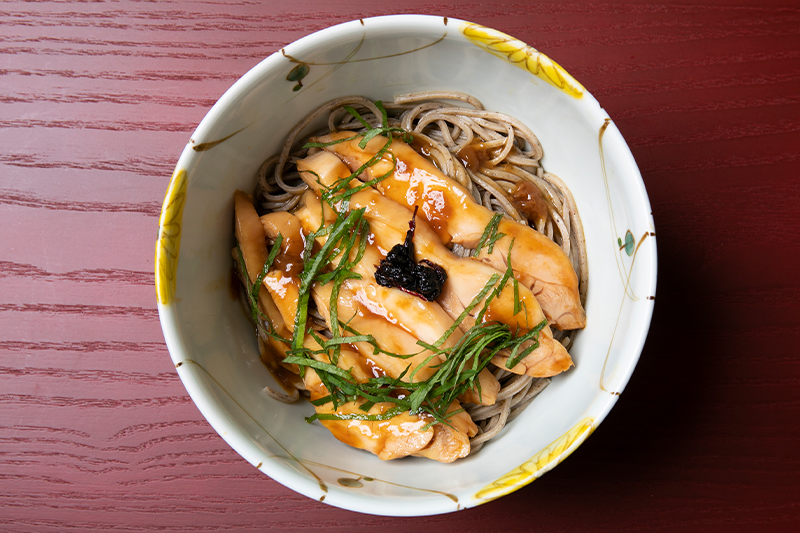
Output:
[
  {"xmin": 313, "ymin": 132, "xmax": 585, "ymax": 330},
  {"xmin": 311, "ymin": 280, "xmax": 447, "ymax": 382},
  {"xmin": 293, "ymin": 156, "xmax": 571, "ymax": 378},
  {"xmin": 260, "ymin": 210, "xmax": 306, "ymax": 326},
  {"xmin": 235, "ymin": 194, "xmax": 436, "ymax": 460},
  {"xmin": 311, "ymin": 281, "xmax": 480, "ymax": 462},
  {"xmin": 412, "ymin": 401, "xmax": 477, "ymax": 463},
  {"xmin": 296, "ymin": 152, "xmax": 500, "ymax": 402},
  {"xmin": 310, "ymin": 391, "xmax": 436, "ymax": 461},
  {"xmin": 351, "ymin": 193, "xmax": 572, "ymax": 378},
  {"xmin": 233, "ymin": 191, "xmax": 287, "ymax": 334}
]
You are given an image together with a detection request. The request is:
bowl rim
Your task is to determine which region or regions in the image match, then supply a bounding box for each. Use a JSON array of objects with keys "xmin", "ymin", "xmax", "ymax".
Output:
[{"xmin": 156, "ymin": 13, "xmax": 657, "ymax": 516}]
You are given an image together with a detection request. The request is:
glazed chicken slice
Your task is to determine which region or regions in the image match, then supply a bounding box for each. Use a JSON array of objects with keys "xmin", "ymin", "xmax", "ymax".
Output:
[
  {"xmin": 233, "ymin": 191, "xmax": 288, "ymax": 334},
  {"xmin": 260, "ymin": 210, "xmax": 306, "ymax": 326},
  {"xmin": 295, "ymin": 152, "xmax": 499, "ymax": 402},
  {"xmin": 298, "ymin": 347, "xmax": 436, "ymax": 461},
  {"xmin": 258, "ymin": 209, "xmax": 411, "ymax": 385},
  {"xmin": 307, "ymin": 385, "xmax": 436, "ymax": 461},
  {"xmin": 311, "ymin": 280, "xmax": 446, "ymax": 382},
  {"xmin": 296, "ymin": 191, "xmax": 496, "ymax": 404},
  {"xmin": 313, "ymin": 132, "xmax": 585, "ymax": 330},
  {"xmin": 268, "ymin": 333, "xmax": 436, "ymax": 461},
  {"xmin": 311, "ymin": 282, "xmax": 478, "ymax": 462},
  {"xmin": 294, "ymin": 153, "xmax": 571, "ymax": 378},
  {"xmin": 412, "ymin": 400, "xmax": 477, "ymax": 462},
  {"xmin": 349, "ymin": 193, "xmax": 572, "ymax": 377},
  {"xmin": 259, "ymin": 208, "xmax": 478, "ymax": 462},
  {"xmin": 235, "ymin": 195, "xmax": 438, "ymax": 460}
]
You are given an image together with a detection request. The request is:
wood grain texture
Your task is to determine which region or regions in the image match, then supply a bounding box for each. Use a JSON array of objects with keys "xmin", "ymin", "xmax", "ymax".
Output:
[{"xmin": 1, "ymin": 0, "xmax": 799, "ymax": 531}]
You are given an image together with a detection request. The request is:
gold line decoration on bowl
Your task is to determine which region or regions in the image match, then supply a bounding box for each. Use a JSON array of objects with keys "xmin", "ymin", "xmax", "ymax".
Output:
[
  {"xmin": 155, "ymin": 168, "xmax": 187, "ymax": 305},
  {"xmin": 461, "ymin": 22, "xmax": 585, "ymax": 98},
  {"xmin": 192, "ymin": 126, "xmax": 248, "ymax": 152},
  {"xmin": 281, "ymin": 23, "xmax": 447, "ymax": 93},
  {"xmin": 287, "ymin": 458, "xmax": 459, "ymax": 503},
  {"xmin": 176, "ymin": 358, "xmax": 330, "ymax": 493},
  {"xmin": 473, "ymin": 417, "xmax": 594, "ymax": 503},
  {"xmin": 597, "ymin": 118, "xmax": 657, "ymax": 393}
]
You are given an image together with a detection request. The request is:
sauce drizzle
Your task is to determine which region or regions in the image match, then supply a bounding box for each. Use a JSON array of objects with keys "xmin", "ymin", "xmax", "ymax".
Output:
[{"xmin": 510, "ymin": 180, "xmax": 549, "ymax": 228}]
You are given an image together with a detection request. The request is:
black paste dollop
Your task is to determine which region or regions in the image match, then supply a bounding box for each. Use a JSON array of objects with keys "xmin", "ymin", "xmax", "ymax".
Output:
[{"xmin": 374, "ymin": 207, "xmax": 447, "ymax": 302}]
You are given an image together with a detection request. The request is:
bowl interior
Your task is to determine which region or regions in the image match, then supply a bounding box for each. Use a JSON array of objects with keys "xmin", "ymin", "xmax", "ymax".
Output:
[{"xmin": 157, "ymin": 15, "xmax": 656, "ymax": 516}]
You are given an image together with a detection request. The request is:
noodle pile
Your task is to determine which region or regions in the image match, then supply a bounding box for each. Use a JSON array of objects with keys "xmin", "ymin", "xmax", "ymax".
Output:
[{"xmin": 244, "ymin": 91, "xmax": 587, "ymax": 455}]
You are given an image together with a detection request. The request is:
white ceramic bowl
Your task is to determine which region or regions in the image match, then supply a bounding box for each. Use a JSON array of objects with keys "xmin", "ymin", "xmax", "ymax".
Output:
[{"xmin": 156, "ymin": 14, "xmax": 657, "ymax": 516}]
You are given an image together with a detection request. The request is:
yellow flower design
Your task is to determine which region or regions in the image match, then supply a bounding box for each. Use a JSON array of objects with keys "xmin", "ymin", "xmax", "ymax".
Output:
[
  {"xmin": 474, "ymin": 417, "xmax": 594, "ymax": 503},
  {"xmin": 462, "ymin": 23, "xmax": 585, "ymax": 99},
  {"xmin": 155, "ymin": 169, "xmax": 188, "ymax": 305}
]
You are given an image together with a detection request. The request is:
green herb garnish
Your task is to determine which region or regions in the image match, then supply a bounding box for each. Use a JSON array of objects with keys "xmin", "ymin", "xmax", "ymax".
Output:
[
  {"xmin": 473, "ymin": 213, "xmax": 506, "ymax": 257},
  {"xmin": 300, "ymin": 103, "xmax": 411, "ymax": 214},
  {"xmin": 291, "ymin": 207, "xmax": 367, "ymax": 355}
]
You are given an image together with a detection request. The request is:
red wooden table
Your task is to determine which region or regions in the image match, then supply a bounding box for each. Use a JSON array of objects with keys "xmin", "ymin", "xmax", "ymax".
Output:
[{"xmin": 2, "ymin": 1, "xmax": 799, "ymax": 530}]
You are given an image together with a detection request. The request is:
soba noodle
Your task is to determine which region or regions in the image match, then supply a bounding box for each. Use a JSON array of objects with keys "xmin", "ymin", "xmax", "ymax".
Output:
[{"xmin": 242, "ymin": 92, "xmax": 587, "ymax": 455}]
